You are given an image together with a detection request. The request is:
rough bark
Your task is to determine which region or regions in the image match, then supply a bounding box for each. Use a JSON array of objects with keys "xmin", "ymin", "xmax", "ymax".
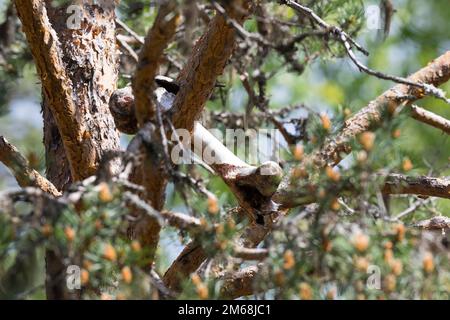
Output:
[
  {"xmin": 15, "ymin": 0, "xmax": 121, "ymax": 182},
  {"xmin": 171, "ymin": 0, "xmax": 253, "ymax": 132},
  {"xmin": 15, "ymin": 0, "xmax": 121, "ymax": 299},
  {"xmin": 127, "ymin": 2, "xmax": 180, "ymax": 269},
  {"xmin": 220, "ymin": 265, "xmax": 260, "ymax": 299}
]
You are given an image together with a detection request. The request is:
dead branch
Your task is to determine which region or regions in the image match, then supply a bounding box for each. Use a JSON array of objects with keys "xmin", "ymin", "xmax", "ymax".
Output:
[
  {"xmin": 390, "ymin": 197, "xmax": 432, "ymax": 221},
  {"xmin": 0, "ymin": 136, "xmax": 61, "ymax": 197},
  {"xmin": 412, "ymin": 216, "xmax": 450, "ymax": 231},
  {"xmin": 115, "ymin": 18, "xmax": 144, "ymax": 45},
  {"xmin": 110, "ymin": 87, "xmax": 284, "ymax": 222},
  {"xmin": 117, "ymin": 35, "xmax": 138, "ymax": 62},
  {"xmin": 149, "ymin": 269, "xmax": 175, "ymax": 300},
  {"xmin": 410, "ymin": 105, "xmax": 450, "ymax": 135},
  {"xmin": 192, "ymin": 122, "xmax": 283, "ymax": 222}
]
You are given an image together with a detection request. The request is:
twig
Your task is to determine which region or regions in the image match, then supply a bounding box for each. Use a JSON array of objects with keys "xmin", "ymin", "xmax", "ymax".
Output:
[
  {"xmin": 391, "ymin": 197, "xmax": 432, "ymax": 221},
  {"xmin": 282, "ymin": 0, "xmax": 368, "ymax": 55},
  {"xmin": 115, "ymin": 18, "xmax": 144, "ymax": 44},
  {"xmin": 282, "ymin": 0, "xmax": 450, "ymax": 104},
  {"xmin": 117, "ymin": 34, "xmax": 139, "ymax": 62}
]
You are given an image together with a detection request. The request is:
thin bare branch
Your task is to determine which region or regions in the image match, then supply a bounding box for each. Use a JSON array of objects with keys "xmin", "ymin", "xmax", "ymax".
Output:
[
  {"xmin": 117, "ymin": 34, "xmax": 139, "ymax": 62},
  {"xmin": 283, "ymin": 0, "xmax": 450, "ymax": 104},
  {"xmin": 0, "ymin": 136, "xmax": 61, "ymax": 197},
  {"xmin": 391, "ymin": 197, "xmax": 432, "ymax": 221},
  {"xmin": 115, "ymin": 18, "xmax": 144, "ymax": 45},
  {"xmin": 410, "ymin": 105, "xmax": 450, "ymax": 135}
]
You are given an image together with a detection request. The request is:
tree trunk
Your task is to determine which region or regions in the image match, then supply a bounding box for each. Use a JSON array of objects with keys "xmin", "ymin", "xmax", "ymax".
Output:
[{"xmin": 41, "ymin": 1, "xmax": 120, "ymax": 299}]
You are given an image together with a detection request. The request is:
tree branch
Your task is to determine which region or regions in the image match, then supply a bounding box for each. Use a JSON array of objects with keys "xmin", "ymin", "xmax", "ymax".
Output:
[
  {"xmin": 219, "ymin": 265, "xmax": 261, "ymax": 299},
  {"xmin": 313, "ymin": 50, "xmax": 450, "ymax": 167},
  {"xmin": 232, "ymin": 246, "xmax": 268, "ymax": 261},
  {"xmin": 410, "ymin": 105, "xmax": 450, "ymax": 135},
  {"xmin": 125, "ymin": 2, "xmax": 180, "ymax": 268},
  {"xmin": 163, "ymin": 241, "xmax": 206, "ymax": 292},
  {"xmin": 0, "ymin": 136, "xmax": 61, "ymax": 197},
  {"xmin": 171, "ymin": 0, "xmax": 252, "ymax": 132},
  {"xmin": 14, "ymin": 0, "xmax": 108, "ymax": 181},
  {"xmin": 192, "ymin": 122, "xmax": 283, "ymax": 222},
  {"xmin": 283, "ymin": 0, "xmax": 450, "ymax": 103},
  {"xmin": 110, "ymin": 88, "xmax": 284, "ymax": 221},
  {"xmin": 382, "ymin": 173, "xmax": 450, "ymax": 199},
  {"xmin": 162, "ymin": 220, "xmax": 271, "ymax": 294},
  {"xmin": 133, "ymin": 1, "xmax": 180, "ymax": 126}
]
